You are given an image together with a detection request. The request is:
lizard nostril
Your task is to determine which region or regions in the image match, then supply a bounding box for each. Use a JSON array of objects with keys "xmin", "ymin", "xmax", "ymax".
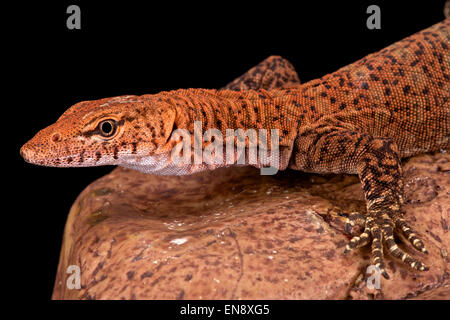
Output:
[{"xmin": 51, "ymin": 133, "xmax": 62, "ymax": 143}]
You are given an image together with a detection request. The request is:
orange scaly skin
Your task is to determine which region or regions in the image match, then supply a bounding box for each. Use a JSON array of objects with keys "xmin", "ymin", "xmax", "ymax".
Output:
[{"xmin": 21, "ymin": 20, "xmax": 449, "ymax": 278}]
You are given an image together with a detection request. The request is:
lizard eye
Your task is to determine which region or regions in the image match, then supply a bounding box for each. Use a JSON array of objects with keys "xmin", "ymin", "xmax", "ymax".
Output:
[{"xmin": 98, "ymin": 119, "xmax": 117, "ymax": 138}]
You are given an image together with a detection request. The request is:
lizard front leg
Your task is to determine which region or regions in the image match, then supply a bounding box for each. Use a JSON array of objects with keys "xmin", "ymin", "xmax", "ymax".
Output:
[{"xmin": 292, "ymin": 127, "xmax": 428, "ymax": 278}]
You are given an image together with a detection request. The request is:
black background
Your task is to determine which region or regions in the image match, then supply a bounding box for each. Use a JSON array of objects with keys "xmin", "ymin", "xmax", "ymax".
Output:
[{"xmin": 9, "ymin": 0, "xmax": 447, "ymax": 308}]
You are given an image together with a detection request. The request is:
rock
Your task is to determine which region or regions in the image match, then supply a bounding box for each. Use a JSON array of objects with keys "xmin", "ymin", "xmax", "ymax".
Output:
[{"xmin": 52, "ymin": 153, "xmax": 449, "ymax": 300}]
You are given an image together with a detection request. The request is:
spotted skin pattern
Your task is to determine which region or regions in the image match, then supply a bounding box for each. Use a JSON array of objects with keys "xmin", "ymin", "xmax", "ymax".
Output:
[
  {"xmin": 21, "ymin": 20, "xmax": 449, "ymax": 279},
  {"xmin": 223, "ymin": 55, "xmax": 301, "ymax": 91}
]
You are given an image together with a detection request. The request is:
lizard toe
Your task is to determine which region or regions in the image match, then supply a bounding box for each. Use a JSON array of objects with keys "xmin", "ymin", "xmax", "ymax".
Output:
[
  {"xmin": 385, "ymin": 236, "xmax": 429, "ymax": 271},
  {"xmin": 344, "ymin": 212, "xmax": 366, "ymax": 235},
  {"xmin": 369, "ymin": 225, "xmax": 390, "ymax": 279},
  {"xmin": 396, "ymin": 218, "xmax": 428, "ymax": 254},
  {"xmin": 344, "ymin": 227, "xmax": 371, "ymax": 253}
]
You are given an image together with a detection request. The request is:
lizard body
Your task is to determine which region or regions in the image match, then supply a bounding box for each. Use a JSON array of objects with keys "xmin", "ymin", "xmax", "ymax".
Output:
[{"xmin": 21, "ymin": 19, "xmax": 450, "ymax": 278}]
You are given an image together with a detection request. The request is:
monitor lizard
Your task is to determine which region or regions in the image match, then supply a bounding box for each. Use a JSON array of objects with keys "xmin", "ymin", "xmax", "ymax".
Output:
[{"xmin": 21, "ymin": 18, "xmax": 449, "ymax": 279}]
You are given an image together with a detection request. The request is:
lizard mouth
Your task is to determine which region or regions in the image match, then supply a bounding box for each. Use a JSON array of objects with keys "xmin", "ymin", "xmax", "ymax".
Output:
[
  {"xmin": 20, "ymin": 143, "xmax": 67, "ymax": 167},
  {"xmin": 20, "ymin": 142, "xmax": 87, "ymax": 167},
  {"xmin": 20, "ymin": 139, "xmax": 118, "ymax": 167}
]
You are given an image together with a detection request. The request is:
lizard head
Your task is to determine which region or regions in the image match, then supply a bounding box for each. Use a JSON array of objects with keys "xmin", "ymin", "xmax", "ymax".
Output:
[{"xmin": 20, "ymin": 95, "xmax": 177, "ymax": 168}]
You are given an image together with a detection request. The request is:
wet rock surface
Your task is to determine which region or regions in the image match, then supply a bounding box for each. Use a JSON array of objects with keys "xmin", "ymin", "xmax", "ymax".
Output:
[{"xmin": 53, "ymin": 153, "xmax": 449, "ymax": 300}]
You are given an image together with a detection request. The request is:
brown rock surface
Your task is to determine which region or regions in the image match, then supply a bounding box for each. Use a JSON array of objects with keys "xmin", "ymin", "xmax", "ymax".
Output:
[{"xmin": 52, "ymin": 153, "xmax": 449, "ymax": 300}]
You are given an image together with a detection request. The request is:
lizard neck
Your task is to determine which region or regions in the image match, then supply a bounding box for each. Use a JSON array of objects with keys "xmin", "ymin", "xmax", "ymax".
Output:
[
  {"xmin": 152, "ymin": 88, "xmax": 305, "ymax": 147},
  {"xmin": 133, "ymin": 88, "xmax": 310, "ymax": 174}
]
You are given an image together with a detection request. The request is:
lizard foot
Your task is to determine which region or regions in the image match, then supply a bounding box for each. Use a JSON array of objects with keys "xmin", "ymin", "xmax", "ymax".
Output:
[{"xmin": 344, "ymin": 213, "xmax": 429, "ymax": 279}]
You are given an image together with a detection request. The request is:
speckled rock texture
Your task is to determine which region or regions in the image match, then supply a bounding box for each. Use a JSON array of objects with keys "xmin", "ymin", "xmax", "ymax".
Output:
[{"xmin": 52, "ymin": 153, "xmax": 449, "ymax": 300}]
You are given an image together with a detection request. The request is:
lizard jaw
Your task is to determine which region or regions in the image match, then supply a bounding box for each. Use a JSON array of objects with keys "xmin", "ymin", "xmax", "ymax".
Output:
[{"xmin": 20, "ymin": 142, "xmax": 112, "ymax": 168}]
